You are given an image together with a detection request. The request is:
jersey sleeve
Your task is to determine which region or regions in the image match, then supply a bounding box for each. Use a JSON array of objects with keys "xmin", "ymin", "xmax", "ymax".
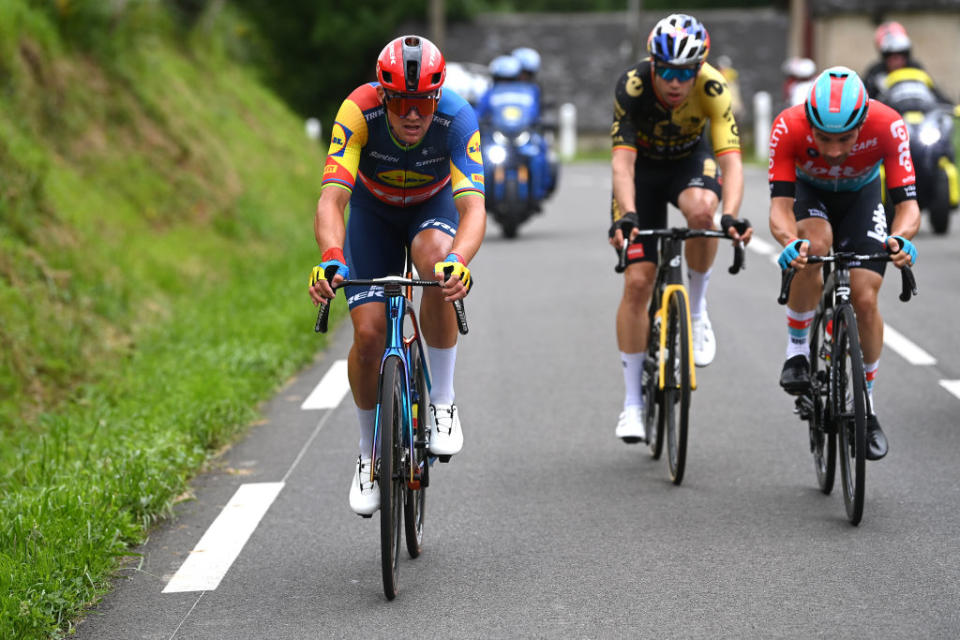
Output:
[
  {"xmin": 321, "ymin": 87, "xmax": 371, "ymax": 194},
  {"xmin": 699, "ymin": 65, "xmax": 740, "ymax": 157},
  {"xmin": 767, "ymin": 110, "xmax": 798, "ymax": 198},
  {"xmin": 448, "ymin": 104, "xmax": 485, "ymax": 199},
  {"xmin": 879, "ymin": 107, "xmax": 918, "ymax": 203},
  {"xmin": 611, "ymin": 69, "xmax": 640, "ymax": 152}
]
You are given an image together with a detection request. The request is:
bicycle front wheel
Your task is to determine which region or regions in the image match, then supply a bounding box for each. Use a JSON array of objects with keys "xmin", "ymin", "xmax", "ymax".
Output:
[
  {"xmin": 808, "ymin": 307, "xmax": 836, "ymax": 494},
  {"xmin": 643, "ymin": 349, "xmax": 663, "ymax": 459},
  {"xmin": 404, "ymin": 343, "xmax": 428, "ymax": 559},
  {"xmin": 379, "ymin": 355, "xmax": 405, "ymax": 599},
  {"xmin": 833, "ymin": 306, "xmax": 867, "ymax": 525},
  {"xmin": 663, "ymin": 289, "xmax": 691, "ymax": 485}
]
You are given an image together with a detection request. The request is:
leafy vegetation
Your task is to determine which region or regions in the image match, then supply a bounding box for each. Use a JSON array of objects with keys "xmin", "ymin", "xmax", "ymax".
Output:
[{"xmin": 0, "ymin": 1, "xmax": 345, "ymax": 637}]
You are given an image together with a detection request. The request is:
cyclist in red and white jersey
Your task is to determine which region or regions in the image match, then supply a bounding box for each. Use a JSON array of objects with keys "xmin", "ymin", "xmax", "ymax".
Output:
[{"xmin": 768, "ymin": 66, "xmax": 920, "ymax": 460}]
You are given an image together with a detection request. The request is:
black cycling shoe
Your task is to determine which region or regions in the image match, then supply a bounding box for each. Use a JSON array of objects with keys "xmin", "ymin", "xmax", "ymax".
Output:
[
  {"xmin": 865, "ymin": 414, "xmax": 888, "ymax": 461},
  {"xmin": 779, "ymin": 355, "xmax": 811, "ymax": 395}
]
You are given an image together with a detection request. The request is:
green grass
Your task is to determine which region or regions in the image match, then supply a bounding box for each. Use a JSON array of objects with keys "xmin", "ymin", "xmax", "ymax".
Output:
[{"xmin": 0, "ymin": 3, "xmax": 348, "ymax": 637}]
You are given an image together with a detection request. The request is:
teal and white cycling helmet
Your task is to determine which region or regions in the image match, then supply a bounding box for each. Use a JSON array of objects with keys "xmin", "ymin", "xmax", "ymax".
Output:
[
  {"xmin": 512, "ymin": 47, "xmax": 541, "ymax": 74},
  {"xmin": 804, "ymin": 66, "xmax": 869, "ymax": 133},
  {"xmin": 489, "ymin": 54, "xmax": 521, "ymax": 80}
]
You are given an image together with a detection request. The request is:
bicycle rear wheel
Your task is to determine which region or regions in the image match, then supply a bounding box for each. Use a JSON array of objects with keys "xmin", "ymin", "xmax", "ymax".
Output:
[
  {"xmin": 808, "ymin": 308, "xmax": 836, "ymax": 494},
  {"xmin": 404, "ymin": 343, "xmax": 428, "ymax": 559},
  {"xmin": 379, "ymin": 355, "xmax": 405, "ymax": 599},
  {"xmin": 663, "ymin": 290, "xmax": 691, "ymax": 485},
  {"xmin": 833, "ymin": 306, "xmax": 867, "ymax": 525},
  {"xmin": 643, "ymin": 349, "xmax": 663, "ymax": 459}
]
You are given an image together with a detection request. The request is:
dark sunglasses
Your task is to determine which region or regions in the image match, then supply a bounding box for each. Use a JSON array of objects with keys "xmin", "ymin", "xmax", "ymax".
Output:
[
  {"xmin": 383, "ymin": 89, "xmax": 440, "ymax": 117},
  {"xmin": 654, "ymin": 65, "xmax": 698, "ymax": 82}
]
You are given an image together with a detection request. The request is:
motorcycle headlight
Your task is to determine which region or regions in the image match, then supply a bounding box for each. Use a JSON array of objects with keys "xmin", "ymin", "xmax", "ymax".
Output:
[
  {"xmin": 513, "ymin": 131, "xmax": 531, "ymax": 146},
  {"xmin": 919, "ymin": 124, "xmax": 941, "ymax": 146},
  {"xmin": 487, "ymin": 144, "xmax": 507, "ymax": 165},
  {"xmin": 492, "ymin": 131, "xmax": 508, "ymax": 146}
]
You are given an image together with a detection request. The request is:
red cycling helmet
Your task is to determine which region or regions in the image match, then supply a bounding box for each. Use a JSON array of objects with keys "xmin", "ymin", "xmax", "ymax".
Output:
[{"xmin": 376, "ymin": 35, "xmax": 446, "ymax": 94}]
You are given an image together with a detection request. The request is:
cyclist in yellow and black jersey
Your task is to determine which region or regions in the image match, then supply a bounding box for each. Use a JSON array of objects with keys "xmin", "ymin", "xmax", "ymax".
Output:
[{"xmin": 608, "ymin": 14, "xmax": 750, "ymax": 443}]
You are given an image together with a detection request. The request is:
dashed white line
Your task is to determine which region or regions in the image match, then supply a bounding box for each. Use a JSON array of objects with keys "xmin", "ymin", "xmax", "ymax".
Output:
[
  {"xmin": 301, "ymin": 359, "xmax": 350, "ymax": 409},
  {"xmin": 939, "ymin": 380, "xmax": 960, "ymax": 400},
  {"xmin": 883, "ymin": 324, "xmax": 937, "ymax": 366},
  {"xmin": 163, "ymin": 482, "xmax": 285, "ymax": 593}
]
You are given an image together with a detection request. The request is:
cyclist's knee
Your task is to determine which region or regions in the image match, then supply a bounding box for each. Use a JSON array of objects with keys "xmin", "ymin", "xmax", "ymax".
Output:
[
  {"xmin": 353, "ymin": 322, "xmax": 386, "ymax": 364},
  {"xmin": 805, "ymin": 237, "xmax": 831, "ymax": 257},
  {"xmin": 683, "ymin": 204, "xmax": 716, "ymax": 229},
  {"xmin": 623, "ymin": 270, "xmax": 655, "ymax": 307}
]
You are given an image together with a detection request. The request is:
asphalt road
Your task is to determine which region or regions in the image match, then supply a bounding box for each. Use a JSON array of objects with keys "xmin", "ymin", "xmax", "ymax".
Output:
[{"xmin": 76, "ymin": 163, "xmax": 960, "ymax": 639}]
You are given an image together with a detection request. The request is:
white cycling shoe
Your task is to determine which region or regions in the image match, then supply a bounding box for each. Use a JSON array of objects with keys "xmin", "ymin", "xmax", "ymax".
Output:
[
  {"xmin": 428, "ymin": 403, "xmax": 463, "ymax": 457},
  {"xmin": 692, "ymin": 311, "xmax": 716, "ymax": 367},
  {"xmin": 348, "ymin": 456, "xmax": 379, "ymax": 517},
  {"xmin": 615, "ymin": 405, "xmax": 646, "ymax": 443}
]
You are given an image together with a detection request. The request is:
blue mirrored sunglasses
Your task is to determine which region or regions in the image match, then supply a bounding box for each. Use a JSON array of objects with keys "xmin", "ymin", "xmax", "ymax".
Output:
[{"xmin": 655, "ymin": 65, "xmax": 698, "ymax": 82}]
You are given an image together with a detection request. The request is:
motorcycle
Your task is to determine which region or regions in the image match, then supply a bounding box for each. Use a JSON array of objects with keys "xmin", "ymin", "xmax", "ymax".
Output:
[
  {"xmin": 480, "ymin": 87, "xmax": 553, "ymax": 238},
  {"xmin": 879, "ymin": 67, "xmax": 959, "ymax": 234}
]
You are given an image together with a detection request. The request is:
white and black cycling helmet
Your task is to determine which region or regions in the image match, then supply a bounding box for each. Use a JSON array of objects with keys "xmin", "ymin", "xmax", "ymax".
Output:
[{"xmin": 647, "ymin": 14, "xmax": 710, "ymax": 66}]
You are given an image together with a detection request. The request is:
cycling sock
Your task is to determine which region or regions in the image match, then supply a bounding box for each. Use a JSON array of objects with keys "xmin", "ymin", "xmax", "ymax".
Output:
[
  {"xmin": 865, "ymin": 360, "xmax": 878, "ymax": 413},
  {"xmin": 427, "ymin": 344, "xmax": 457, "ymax": 405},
  {"xmin": 687, "ymin": 268, "xmax": 711, "ymax": 318},
  {"xmin": 785, "ymin": 308, "xmax": 816, "ymax": 359},
  {"xmin": 620, "ymin": 351, "xmax": 645, "ymax": 409},
  {"xmin": 357, "ymin": 407, "xmax": 376, "ymax": 457}
]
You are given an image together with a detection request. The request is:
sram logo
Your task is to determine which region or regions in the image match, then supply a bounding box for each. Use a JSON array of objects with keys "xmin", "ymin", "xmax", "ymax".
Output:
[{"xmin": 889, "ymin": 119, "xmax": 913, "ymax": 172}]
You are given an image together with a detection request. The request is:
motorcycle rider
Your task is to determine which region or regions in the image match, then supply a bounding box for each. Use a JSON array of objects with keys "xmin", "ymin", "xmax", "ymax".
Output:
[{"xmin": 863, "ymin": 22, "xmax": 949, "ymax": 102}]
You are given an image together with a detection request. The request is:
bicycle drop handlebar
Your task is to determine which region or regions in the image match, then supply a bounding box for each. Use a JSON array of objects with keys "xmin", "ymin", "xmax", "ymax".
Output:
[
  {"xmin": 777, "ymin": 252, "xmax": 918, "ymax": 305},
  {"xmin": 313, "ymin": 272, "xmax": 469, "ymax": 336},
  {"xmin": 615, "ymin": 227, "xmax": 747, "ymax": 275}
]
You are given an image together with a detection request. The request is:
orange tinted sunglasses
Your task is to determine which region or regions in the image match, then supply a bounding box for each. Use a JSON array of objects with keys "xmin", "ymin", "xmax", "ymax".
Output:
[{"xmin": 383, "ymin": 90, "xmax": 440, "ymax": 117}]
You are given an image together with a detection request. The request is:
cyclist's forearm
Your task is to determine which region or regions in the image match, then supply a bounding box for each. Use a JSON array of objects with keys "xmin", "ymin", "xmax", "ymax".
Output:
[
  {"xmin": 611, "ymin": 148, "xmax": 636, "ymax": 220},
  {"xmin": 769, "ymin": 196, "xmax": 798, "ymax": 245},
  {"xmin": 451, "ymin": 194, "xmax": 486, "ymax": 263},
  {"xmin": 315, "ymin": 187, "xmax": 349, "ymax": 251},
  {"xmin": 717, "ymin": 152, "xmax": 744, "ymax": 217},
  {"xmin": 890, "ymin": 199, "xmax": 921, "ymax": 239}
]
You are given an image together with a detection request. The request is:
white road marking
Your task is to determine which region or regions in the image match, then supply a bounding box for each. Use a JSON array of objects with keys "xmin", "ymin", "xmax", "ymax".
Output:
[
  {"xmin": 163, "ymin": 482, "xmax": 284, "ymax": 593},
  {"xmin": 939, "ymin": 380, "xmax": 960, "ymax": 399},
  {"xmin": 746, "ymin": 236, "xmax": 776, "ymax": 256},
  {"xmin": 301, "ymin": 359, "xmax": 350, "ymax": 409},
  {"xmin": 883, "ymin": 324, "xmax": 936, "ymax": 366}
]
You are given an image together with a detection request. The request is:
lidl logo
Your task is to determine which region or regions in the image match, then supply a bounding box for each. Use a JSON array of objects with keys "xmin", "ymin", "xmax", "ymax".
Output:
[
  {"xmin": 378, "ymin": 169, "xmax": 434, "ymax": 188},
  {"xmin": 329, "ymin": 123, "xmax": 352, "ymax": 158},
  {"xmin": 471, "ymin": 173, "xmax": 484, "ymax": 185},
  {"xmin": 324, "ymin": 164, "xmax": 337, "ymax": 174},
  {"xmin": 466, "ymin": 131, "xmax": 482, "ymax": 165}
]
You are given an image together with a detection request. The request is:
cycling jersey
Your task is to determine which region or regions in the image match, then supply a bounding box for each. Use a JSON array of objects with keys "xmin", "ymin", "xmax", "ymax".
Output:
[
  {"xmin": 768, "ymin": 101, "xmax": 917, "ymax": 200},
  {"xmin": 322, "ymin": 83, "xmax": 485, "ymax": 207},
  {"xmin": 612, "ymin": 60, "xmax": 740, "ymax": 162}
]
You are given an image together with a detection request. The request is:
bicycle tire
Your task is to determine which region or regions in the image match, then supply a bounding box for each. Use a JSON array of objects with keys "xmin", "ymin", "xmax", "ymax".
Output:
[
  {"xmin": 379, "ymin": 355, "xmax": 405, "ymax": 599},
  {"xmin": 404, "ymin": 344, "xmax": 427, "ymax": 559},
  {"xmin": 808, "ymin": 308, "xmax": 836, "ymax": 494},
  {"xmin": 643, "ymin": 348, "xmax": 663, "ymax": 459},
  {"xmin": 663, "ymin": 290, "xmax": 691, "ymax": 485},
  {"xmin": 833, "ymin": 306, "xmax": 867, "ymax": 525}
]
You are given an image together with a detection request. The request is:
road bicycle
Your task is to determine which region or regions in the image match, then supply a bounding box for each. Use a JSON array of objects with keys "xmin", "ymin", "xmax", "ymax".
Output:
[
  {"xmin": 616, "ymin": 224, "xmax": 746, "ymax": 484},
  {"xmin": 315, "ymin": 259, "xmax": 467, "ymax": 599},
  {"xmin": 778, "ymin": 252, "xmax": 916, "ymax": 525}
]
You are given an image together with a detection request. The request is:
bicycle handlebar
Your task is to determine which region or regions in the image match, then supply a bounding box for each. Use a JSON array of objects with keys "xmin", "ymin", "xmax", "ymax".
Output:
[
  {"xmin": 314, "ymin": 272, "xmax": 469, "ymax": 335},
  {"xmin": 615, "ymin": 227, "xmax": 746, "ymax": 275},
  {"xmin": 777, "ymin": 252, "xmax": 918, "ymax": 305}
]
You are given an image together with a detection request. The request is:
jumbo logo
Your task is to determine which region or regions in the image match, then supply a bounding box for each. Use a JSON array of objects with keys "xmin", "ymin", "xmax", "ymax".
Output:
[
  {"xmin": 467, "ymin": 131, "xmax": 482, "ymax": 165},
  {"xmin": 329, "ymin": 123, "xmax": 352, "ymax": 158},
  {"xmin": 377, "ymin": 169, "xmax": 433, "ymax": 188}
]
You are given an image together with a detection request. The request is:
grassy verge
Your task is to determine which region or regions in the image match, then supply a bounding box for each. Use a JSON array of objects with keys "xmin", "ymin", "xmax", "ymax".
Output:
[{"xmin": 0, "ymin": 3, "xmax": 347, "ymax": 637}]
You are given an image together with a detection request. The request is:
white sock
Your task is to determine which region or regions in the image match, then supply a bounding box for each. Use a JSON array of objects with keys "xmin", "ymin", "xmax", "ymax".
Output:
[
  {"xmin": 785, "ymin": 308, "xmax": 816, "ymax": 360},
  {"xmin": 427, "ymin": 344, "xmax": 457, "ymax": 405},
  {"xmin": 864, "ymin": 360, "xmax": 879, "ymax": 414},
  {"xmin": 621, "ymin": 351, "xmax": 645, "ymax": 409},
  {"xmin": 357, "ymin": 407, "xmax": 376, "ymax": 458},
  {"xmin": 687, "ymin": 268, "xmax": 711, "ymax": 319}
]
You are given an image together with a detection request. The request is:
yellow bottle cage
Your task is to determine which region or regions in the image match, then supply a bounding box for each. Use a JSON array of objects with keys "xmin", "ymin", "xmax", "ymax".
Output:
[
  {"xmin": 658, "ymin": 284, "xmax": 697, "ymax": 391},
  {"xmin": 884, "ymin": 67, "xmax": 935, "ymax": 90}
]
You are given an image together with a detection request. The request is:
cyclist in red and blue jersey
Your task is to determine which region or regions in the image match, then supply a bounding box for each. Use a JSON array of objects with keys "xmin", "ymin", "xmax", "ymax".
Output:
[
  {"xmin": 308, "ymin": 35, "xmax": 486, "ymax": 516},
  {"xmin": 769, "ymin": 66, "xmax": 920, "ymax": 461}
]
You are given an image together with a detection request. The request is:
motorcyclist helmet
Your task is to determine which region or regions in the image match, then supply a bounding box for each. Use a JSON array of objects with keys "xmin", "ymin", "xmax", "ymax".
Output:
[
  {"xmin": 874, "ymin": 21, "xmax": 911, "ymax": 55},
  {"xmin": 647, "ymin": 14, "xmax": 710, "ymax": 67},
  {"xmin": 511, "ymin": 47, "xmax": 541, "ymax": 74},
  {"xmin": 489, "ymin": 54, "xmax": 521, "ymax": 81},
  {"xmin": 804, "ymin": 66, "xmax": 869, "ymax": 134},
  {"xmin": 376, "ymin": 35, "xmax": 446, "ymax": 94}
]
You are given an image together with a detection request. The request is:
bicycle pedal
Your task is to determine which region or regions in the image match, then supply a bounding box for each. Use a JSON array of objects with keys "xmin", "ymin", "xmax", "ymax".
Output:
[
  {"xmin": 414, "ymin": 440, "xmax": 429, "ymax": 449},
  {"xmin": 438, "ymin": 455, "xmax": 452, "ymax": 463},
  {"xmin": 359, "ymin": 514, "xmax": 373, "ymax": 519}
]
